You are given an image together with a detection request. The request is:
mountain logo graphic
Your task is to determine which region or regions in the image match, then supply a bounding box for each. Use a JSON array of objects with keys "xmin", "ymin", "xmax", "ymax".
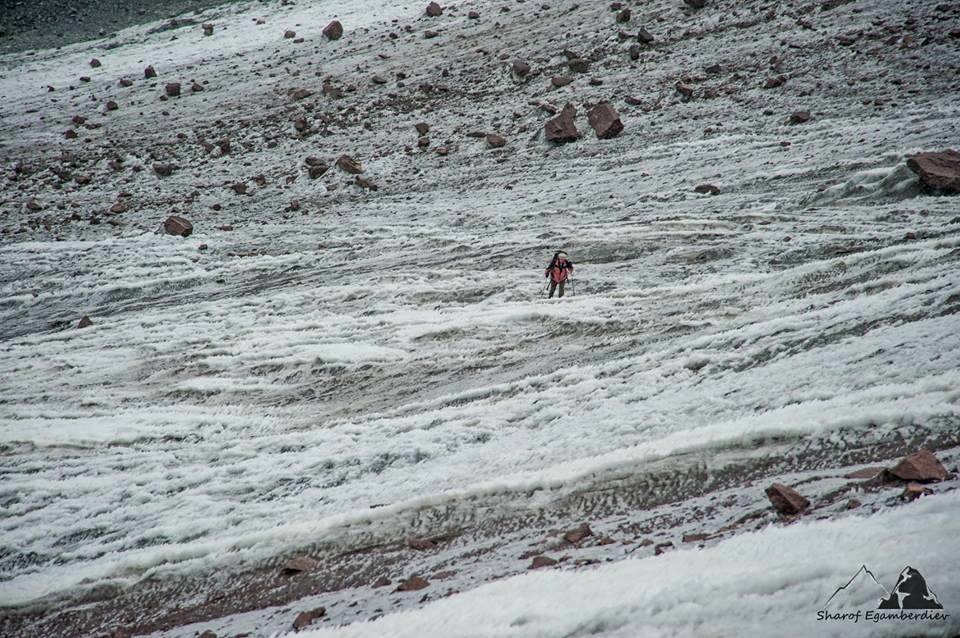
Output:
[{"xmin": 823, "ymin": 565, "xmax": 944, "ymax": 611}]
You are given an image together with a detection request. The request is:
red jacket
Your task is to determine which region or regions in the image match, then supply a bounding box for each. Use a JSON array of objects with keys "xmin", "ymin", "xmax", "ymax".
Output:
[{"xmin": 545, "ymin": 259, "xmax": 574, "ymax": 283}]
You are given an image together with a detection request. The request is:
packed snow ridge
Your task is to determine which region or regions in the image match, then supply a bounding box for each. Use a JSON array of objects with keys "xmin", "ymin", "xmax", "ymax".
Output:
[{"xmin": 1, "ymin": 0, "xmax": 959, "ymax": 636}]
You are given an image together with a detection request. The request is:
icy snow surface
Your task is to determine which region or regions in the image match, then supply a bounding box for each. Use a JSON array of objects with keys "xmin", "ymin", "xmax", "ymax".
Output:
[{"xmin": 1, "ymin": 0, "xmax": 959, "ymax": 634}]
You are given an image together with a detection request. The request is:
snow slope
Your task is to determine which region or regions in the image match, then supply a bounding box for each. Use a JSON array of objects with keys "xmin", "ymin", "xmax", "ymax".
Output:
[{"xmin": 1, "ymin": 0, "xmax": 959, "ymax": 634}]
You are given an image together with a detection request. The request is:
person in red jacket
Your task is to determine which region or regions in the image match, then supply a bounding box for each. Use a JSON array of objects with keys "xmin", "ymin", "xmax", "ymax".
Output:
[{"xmin": 544, "ymin": 251, "xmax": 574, "ymax": 298}]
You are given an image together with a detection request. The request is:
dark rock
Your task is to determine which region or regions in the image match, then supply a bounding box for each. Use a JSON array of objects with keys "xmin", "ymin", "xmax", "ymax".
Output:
[
  {"xmin": 694, "ymin": 183, "xmax": 720, "ymax": 195},
  {"xmin": 77, "ymin": 316, "xmax": 93, "ymax": 329},
  {"xmin": 468, "ymin": 10, "xmax": 480, "ymax": 19},
  {"xmin": 486, "ymin": 133, "xmax": 507, "ymax": 148},
  {"xmin": 512, "ymin": 61, "xmax": 531, "ymax": 77},
  {"xmin": 426, "ymin": 2, "xmax": 443, "ymax": 17},
  {"xmin": 118, "ymin": 78, "xmax": 133, "ymax": 87},
  {"xmin": 293, "ymin": 116, "xmax": 309, "ymax": 132},
  {"xmin": 789, "ymin": 111, "xmax": 811, "ymax": 124},
  {"xmin": 323, "ymin": 20, "xmax": 343, "ymax": 40},
  {"xmin": 415, "ymin": 122, "xmax": 430, "ymax": 135},
  {"xmin": 356, "ymin": 175, "xmax": 379, "ymax": 191},
  {"xmin": 90, "ymin": 58, "xmax": 101, "ymax": 68},
  {"xmin": 145, "ymin": 65, "xmax": 157, "ymax": 78},
  {"xmin": 545, "ymin": 103, "xmax": 578, "ymax": 143},
  {"xmin": 845, "ymin": 498, "xmax": 862, "ymax": 509},
  {"xmin": 682, "ymin": 533, "xmax": 708, "ymax": 543},
  {"xmin": 551, "ymin": 75, "xmax": 574, "ymax": 87},
  {"xmin": 281, "ymin": 556, "xmax": 318, "ymax": 574},
  {"xmin": 906, "ymin": 150, "xmax": 960, "ymax": 194},
  {"xmin": 763, "ymin": 76, "xmax": 785, "ymax": 89},
  {"xmin": 284, "ymin": 30, "xmax": 296, "ymax": 39},
  {"xmin": 153, "ymin": 163, "xmax": 174, "ymax": 177},
  {"xmin": 675, "ymin": 82, "xmax": 694, "ymax": 99},
  {"xmin": 568, "ymin": 58, "xmax": 590, "ymax": 73},
  {"xmin": 163, "ymin": 215, "xmax": 193, "ymax": 237},
  {"xmin": 529, "ymin": 555, "xmax": 557, "ymax": 569},
  {"xmin": 684, "ymin": 0, "xmax": 707, "ymax": 8},
  {"xmin": 424, "ymin": 30, "xmax": 440, "ymax": 39},
  {"xmin": 165, "ymin": 82, "xmax": 181, "ymax": 97},
  {"xmin": 395, "ymin": 575, "xmax": 430, "ymax": 592},
  {"xmin": 765, "ymin": 483, "xmax": 810, "ymax": 515},
  {"xmin": 231, "ymin": 182, "xmax": 247, "ymax": 195},
  {"xmin": 617, "ymin": 8, "xmax": 631, "ymax": 23},
  {"xmin": 628, "ymin": 45, "xmax": 641, "ymax": 60},
  {"xmin": 587, "ymin": 102, "xmax": 623, "ymax": 139},
  {"xmin": 902, "ymin": 482, "xmax": 933, "ymax": 500},
  {"xmin": 654, "ymin": 542, "xmax": 674, "ymax": 555},
  {"xmin": 637, "ymin": 27, "xmax": 655, "ymax": 43},
  {"xmin": 336, "ymin": 155, "xmax": 363, "ymax": 174},
  {"xmin": 705, "ymin": 63, "xmax": 721, "ymax": 74},
  {"xmin": 290, "ymin": 88, "xmax": 313, "ymax": 101},
  {"xmin": 563, "ymin": 522, "xmax": 593, "ymax": 544},
  {"xmin": 888, "ymin": 450, "xmax": 949, "ymax": 482},
  {"xmin": 308, "ymin": 163, "xmax": 329, "ymax": 179},
  {"xmin": 203, "ymin": 23, "xmax": 214, "ymax": 36},
  {"xmin": 292, "ymin": 607, "xmax": 326, "ymax": 631},
  {"xmin": 371, "ymin": 576, "xmax": 392, "ymax": 588},
  {"xmin": 191, "ymin": 82, "xmax": 204, "ymax": 93}
]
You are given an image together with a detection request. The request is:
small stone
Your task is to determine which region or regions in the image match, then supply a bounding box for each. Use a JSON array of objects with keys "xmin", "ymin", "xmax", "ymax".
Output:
[
  {"xmin": 153, "ymin": 163, "xmax": 174, "ymax": 177},
  {"xmin": 203, "ymin": 23, "xmax": 214, "ymax": 36},
  {"xmin": 105, "ymin": 100, "xmax": 118, "ymax": 111},
  {"xmin": 282, "ymin": 556, "xmax": 318, "ymax": 574},
  {"xmin": 654, "ymin": 542, "xmax": 674, "ymax": 555},
  {"xmin": 89, "ymin": 58, "xmax": 101, "ymax": 68},
  {"xmin": 551, "ymin": 75, "xmax": 574, "ymax": 87},
  {"xmin": 789, "ymin": 111, "xmax": 812, "ymax": 124},
  {"xmin": 77, "ymin": 315, "xmax": 93, "ymax": 328},
  {"xmin": 165, "ymin": 82, "xmax": 181, "ymax": 97},
  {"xmin": 415, "ymin": 122, "xmax": 430, "ymax": 135},
  {"xmin": 284, "ymin": 30, "xmax": 296, "ymax": 39},
  {"xmin": 616, "ymin": 8, "xmax": 631, "ymax": 22},
  {"xmin": 694, "ymin": 184, "xmax": 720, "ymax": 195},
  {"xmin": 902, "ymin": 482, "xmax": 933, "ymax": 500},
  {"xmin": 637, "ymin": 27, "xmax": 655, "ymax": 43},
  {"xmin": 763, "ymin": 76, "xmax": 785, "ymax": 89},
  {"xmin": 371, "ymin": 576, "xmax": 392, "ymax": 588},
  {"xmin": 145, "ymin": 65, "xmax": 157, "ymax": 78},
  {"xmin": 426, "ymin": 2, "xmax": 443, "ymax": 17},
  {"xmin": 512, "ymin": 60, "xmax": 531, "ymax": 77}
]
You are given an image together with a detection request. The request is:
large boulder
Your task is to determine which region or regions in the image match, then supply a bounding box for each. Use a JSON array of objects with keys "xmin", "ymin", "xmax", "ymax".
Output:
[
  {"xmin": 906, "ymin": 150, "xmax": 960, "ymax": 193},
  {"xmin": 587, "ymin": 102, "xmax": 623, "ymax": 139},
  {"xmin": 323, "ymin": 20, "xmax": 343, "ymax": 40},
  {"xmin": 765, "ymin": 483, "xmax": 809, "ymax": 515},
  {"xmin": 888, "ymin": 450, "xmax": 949, "ymax": 482},
  {"xmin": 545, "ymin": 104, "xmax": 578, "ymax": 143},
  {"xmin": 163, "ymin": 216, "xmax": 193, "ymax": 237},
  {"xmin": 426, "ymin": 2, "xmax": 443, "ymax": 17}
]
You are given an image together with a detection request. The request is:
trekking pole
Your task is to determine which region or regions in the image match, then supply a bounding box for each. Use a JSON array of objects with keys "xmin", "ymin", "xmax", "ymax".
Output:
[{"xmin": 569, "ymin": 277, "xmax": 576, "ymax": 297}]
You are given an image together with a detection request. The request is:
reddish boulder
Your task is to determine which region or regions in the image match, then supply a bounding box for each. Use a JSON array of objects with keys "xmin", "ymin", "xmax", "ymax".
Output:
[
  {"xmin": 292, "ymin": 607, "xmax": 326, "ymax": 631},
  {"xmin": 637, "ymin": 27, "xmax": 655, "ymax": 43},
  {"xmin": 529, "ymin": 555, "xmax": 557, "ymax": 569},
  {"xmin": 906, "ymin": 150, "xmax": 960, "ymax": 194},
  {"xmin": 144, "ymin": 65, "xmax": 157, "ymax": 78},
  {"xmin": 336, "ymin": 155, "xmax": 363, "ymax": 174},
  {"xmin": 395, "ymin": 575, "xmax": 430, "ymax": 592},
  {"xmin": 165, "ymin": 82, "xmax": 181, "ymax": 97},
  {"xmin": 551, "ymin": 75, "xmax": 574, "ymax": 87},
  {"xmin": 617, "ymin": 8, "xmax": 631, "ymax": 22},
  {"xmin": 545, "ymin": 103, "xmax": 578, "ymax": 144},
  {"xmin": 563, "ymin": 522, "xmax": 593, "ymax": 544},
  {"xmin": 284, "ymin": 30, "xmax": 296, "ymax": 39},
  {"xmin": 90, "ymin": 58, "xmax": 101, "ymax": 68},
  {"xmin": 587, "ymin": 102, "xmax": 623, "ymax": 139},
  {"xmin": 164, "ymin": 216, "xmax": 193, "ymax": 237},
  {"xmin": 323, "ymin": 20, "xmax": 343, "ymax": 40},
  {"xmin": 765, "ymin": 483, "xmax": 810, "ymax": 515},
  {"xmin": 512, "ymin": 61, "xmax": 531, "ymax": 77},
  {"xmin": 202, "ymin": 23, "xmax": 214, "ymax": 36},
  {"xmin": 888, "ymin": 450, "xmax": 949, "ymax": 482},
  {"xmin": 414, "ymin": 122, "xmax": 430, "ymax": 135},
  {"xmin": 78, "ymin": 316, "xmax": 93, "ymax": 329},
  {"xmin": 486, "ymin": 133, "xmax": 507, "ymax": 148},
  {"xmin": 426, "ymin": 2, "xmax": 443, "ymax": 17},
  {"xmin": 789, "ymin": 111, "xmax": 812, "ymax": 124}
]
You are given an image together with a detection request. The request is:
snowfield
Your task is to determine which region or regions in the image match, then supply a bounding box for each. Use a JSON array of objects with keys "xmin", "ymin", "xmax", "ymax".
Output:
[{"xmin": 1, "ymin": 0, "xmax": 959, "ymax": 635}]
